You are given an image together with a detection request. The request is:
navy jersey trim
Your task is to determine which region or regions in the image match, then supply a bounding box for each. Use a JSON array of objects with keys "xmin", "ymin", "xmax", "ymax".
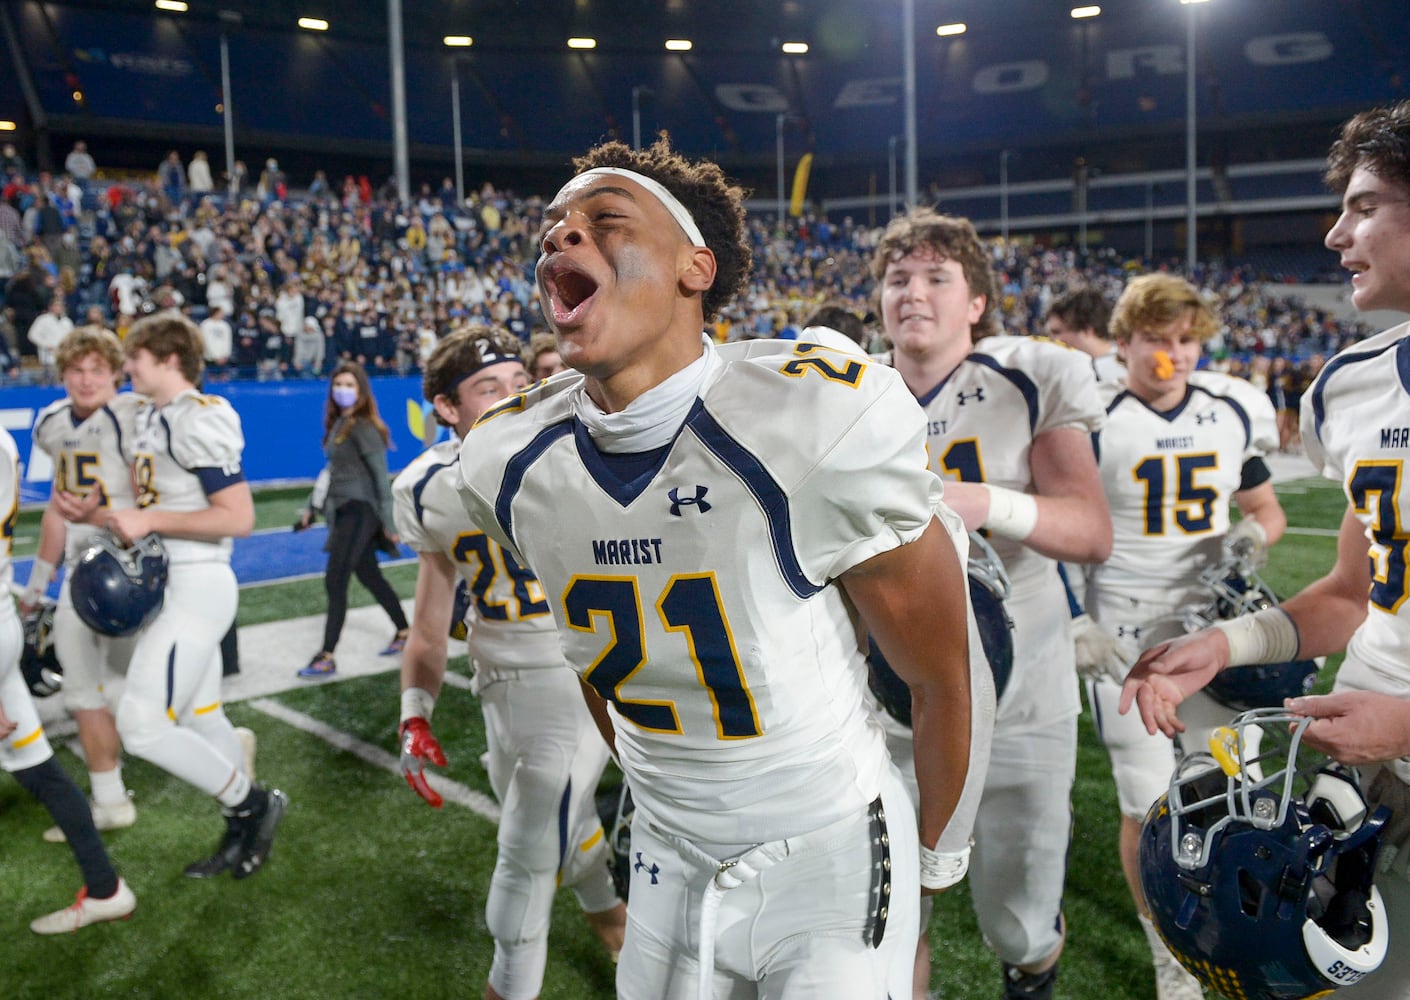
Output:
[
  {"xmin": 1191, "ymin": 385, "xmax": 1253, "ymax": 447},
  {"xmin": 1399, "ymin": 335, "xmax": 1410, "ymax": 397},
  {"xmin": 1311, "ymin": 339, "xmax": 1400, "ymax": 444},
  {"xmin": 1239, "ymin": 455, "xmax": 1272, "ymax": 492},
  {"xmin": 574, "ymin": 419, "xmax": 677, "ymax": 507},
  {"xmin": 494, "ymin": 419, "xmax": 574, "ymax": 551},
  {"xmin": 965, "ymin": 354, "xmax": 1041, "ymax": 434},
  {"xmin": 193, "ymin": 466, "xmax": 245, "ymax": 496},
  {"xmin": 688, "ymin": 402, "xmax": 823, "ymax": 600},
  {"xmin": 411, "ymin": 457, "xmax": 457, "ymax": 529},
  {"xmin": 100, "ymin": 403, "xmax": 126, "ymax": 462}
]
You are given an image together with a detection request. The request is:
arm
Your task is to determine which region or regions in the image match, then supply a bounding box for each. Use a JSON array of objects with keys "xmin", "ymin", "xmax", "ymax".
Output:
[
  {"xmin": 356, "ymin": 425, "xmax": 398, "ymax": 540},
  {"xmin": 1231, "ymin": 480, "xmax": 1286, "ymax": 548},
  {"xmin": 21, "ymin": 502, "xmax": 68, "ymax": 610},
  {"xmin": 579, "ymin": 678, "xmax": 619, "ymax": 761},
  {"xmin": 841, "ymin": 516, "xmax": 994, "ymax": 887},
  {"xmin": 108, "ymin": 481, "xmax": 255, "ymax": 543},
  {"xmin": 398, "ymin": 550, "xmax": 456, "ymax": 808},
  {"xmin": 1121, "ymin": 504, "xmax": 1370, "ymax": 736}
]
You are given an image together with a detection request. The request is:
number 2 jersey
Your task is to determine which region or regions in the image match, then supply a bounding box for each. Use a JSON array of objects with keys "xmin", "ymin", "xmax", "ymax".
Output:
[
  {"xmin": 1094, "ymin": 371, "xmax": 1278, "ymax": 594},
  {"xmin": 1302, "ymin": 320, "xmax": 1410, "ymax": 715},
  {"xmin": 31, "ymin": 393, "xmax": 142, "ymax": 564},
  {"xmin": 903, "ymin": 334, "xmax": 1104, "ymax": 731},
  {"xmin": 130, "ymin": 388, "xmax": 246, "ymax": 563},
  {"xmin": 457, "ymin": 339, "xmax": 950, "ymax": 845},
  {"xmin": 392, "ymin": 438, "xmax": 561, "ymax": 670}
]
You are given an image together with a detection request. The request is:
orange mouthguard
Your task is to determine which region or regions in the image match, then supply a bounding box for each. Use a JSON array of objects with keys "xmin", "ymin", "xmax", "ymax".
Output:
[{"xmin": 1154, "ymin": 351, "xmax": 1174, "ymax": 379}]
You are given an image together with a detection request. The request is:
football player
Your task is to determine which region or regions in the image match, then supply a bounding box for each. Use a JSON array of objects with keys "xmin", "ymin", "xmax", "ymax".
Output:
[
  {"xmin": 25, "ymin": 326, "xmax": 142, "ymax": 841},
  {"xmin": 457, "ymin": 137, "xmax": 994, "ymax": 999},
  {"xmin": 395, "ymin": 326, "xmax": 626, "ymax": 1000},
  {"xmin": 873, "ymin": 209, "xmax": 1112, "ymax": 1000},
  {"xmin": 1080, "ymin": 273, "xmax": 1286, "ymax": 1000},
  {"xmin": 0, "ymin": 424, "xmax": 137, "ymax": 933},
  {"xmin": 1122, "ymin": 98, "xmax": 1410, "ymax": 998},
  {"xmin": 1042, "ymin": 287, "xmax": 1124, "ymax": 385},
  {"xmin": 57, "ymin": 312, "xmax": 286, "ymax": 880}
]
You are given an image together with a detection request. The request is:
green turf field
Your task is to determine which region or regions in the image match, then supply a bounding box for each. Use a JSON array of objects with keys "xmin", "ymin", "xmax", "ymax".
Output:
[{"xmin": 4, "ymin": 475, "xmax": 1350, "ymax": 998}]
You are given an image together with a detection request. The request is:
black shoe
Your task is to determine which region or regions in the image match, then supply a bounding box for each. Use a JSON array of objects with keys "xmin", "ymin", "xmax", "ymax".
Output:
[
  {"xmin": 184, "ymin": 815, "xmax": 244, "ymax": 878},
  {"xmin": 1003, "ymin": 962, "xmax": 1057, "ymax": 1000},
  {"xmin": 232, "ymin": 788, "xmax": 288, "ymax": 880}
]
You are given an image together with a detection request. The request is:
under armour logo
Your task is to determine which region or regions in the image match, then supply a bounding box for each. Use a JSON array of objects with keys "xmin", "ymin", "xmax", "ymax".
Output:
[
  {"xmin": 1116, "ymin": 625, "xmax": 1142, "ymax": 640},
  {"xmin": 633, "ymin": 852, "xmax": 660, "ymax": 884},
  {"xmin": 1196, "ymin": 412, "xmax": 1217, "ymax": 425},
  {"xmin": 668, "ymin": 485, "xmax": 712, "ymax": 517},
  {"xmin": 957, "ymin": 387, "xmax": 986, "ymax": 405}
]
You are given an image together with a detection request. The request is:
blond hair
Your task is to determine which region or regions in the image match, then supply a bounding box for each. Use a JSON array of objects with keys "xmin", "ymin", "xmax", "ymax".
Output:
[{"xmin": 1110, "ymin": 274, "xmax": 1218, "ymax": 343}]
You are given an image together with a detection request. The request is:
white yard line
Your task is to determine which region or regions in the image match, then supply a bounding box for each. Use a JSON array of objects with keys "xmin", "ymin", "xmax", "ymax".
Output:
[{"xmin": 247, "ymin": 696, "xmax": 500, "ymax": 823}]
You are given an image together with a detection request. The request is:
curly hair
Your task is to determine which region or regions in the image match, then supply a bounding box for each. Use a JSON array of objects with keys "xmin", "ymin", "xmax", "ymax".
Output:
[
  {"xmin": 1325, "ymin": 99, "xmax": 1410, "ymax": 193},
  {"xmin": 571, "ymin": 134, "xmax": 752, "ymax": 322},
  {"xmin": 870, "ymin": 210, "xmax": 1000, "ymax": 341},
  {"xmin": 56, "ymin": 325, "xmax": 125, "ymax": 380},
  {"xmin": 1109, "ymin": 274, "xmax": 1218, "ymax": 343}
]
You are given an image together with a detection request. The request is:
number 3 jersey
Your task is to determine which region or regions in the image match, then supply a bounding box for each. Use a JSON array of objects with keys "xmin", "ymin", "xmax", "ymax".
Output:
[
  {"xmin": 31, "ymin": 393, "xmax": 142, "ymax": 564},
  {"xmin": 1302, "ymin": 320, "xmax": 1410, "ymax": 710},
  {"xmin": 1094, "ymin": 371, "xmax": 1278, "ymax": 594},
  {"xmin": 458, "ymin": 339, "xmax": 948, "ymax": 845},
  {"xmin": 130, "ymin": 389, "xmax": 246, "ymax": 563},
  {"xmin": 393, "ymin": 439, "xmax": 561, "ymax": 670}
]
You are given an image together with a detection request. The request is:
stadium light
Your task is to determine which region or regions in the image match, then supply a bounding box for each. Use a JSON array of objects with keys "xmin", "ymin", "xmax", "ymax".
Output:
[
  {"xmin": 1179, "ymin": 0, "xmax": 1210, "ymax": 4},
  {"xmin": 443, "ymin": 35, "xmax": 472, "ymax": 47},
  {"xmin": 154, "ymin": 0, "xmax": 189, "ymax": 12},
  {"xmin": 781, "ymin": 42, "xmax": 809, "ymax": 54},
  {"xmin": 1071, "ymin": 5, "xmax": 1101, "ymax": 17},
  {"xmin": 567, "ymin": 37, "xmax": 597, "ymax": 49},
  {"xmin": 0, "ymin": 121, "xmax": 16, "ymax": 131},
  {"xmin": 936, "ymin": 23, "xmax": 967, "ymax": 37},
  {"xmin": 297, "ymin": 17, "xmax": 329, "ymax": 31},
  {"xmin": 664, "ymin": 39, "xmax": 692, "ymax": 51}
]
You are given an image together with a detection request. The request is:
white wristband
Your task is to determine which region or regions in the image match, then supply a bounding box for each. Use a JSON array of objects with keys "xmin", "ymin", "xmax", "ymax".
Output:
[
  {"xmin": 918, "ymin": 840, "xmax": 971, "ymax": 891},
  {"xmin": 1211, "ymin": 607, "xmax": 1299, "ymax": 666},
  {"xmin": 22, "ymin": 558, "xmax": 56, "ymax": 605},
  {"xmin": 980, "ymin": 484, "xmax": 1039, "ymax": 542},
  {"xmin": 400, "ymin": 686, "xmax": 436, "ymax": 724}
]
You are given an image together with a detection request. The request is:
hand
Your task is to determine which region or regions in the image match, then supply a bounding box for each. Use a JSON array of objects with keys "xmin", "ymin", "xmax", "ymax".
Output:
[
  {"xmin": 51, "ymin": 490, "xmax": 104, "ymax": 525},
  {"xmin": 939, "ymin": 481, "xmax": 990, "ymax": 533},
  {"xmin": 1286, "ymin": 691, "xmax": 1410, "ymax": 765},
  {"xmin": 1071, "ymin": 614, "xmax": 1130, "ymax": 684},
  {"xmin": 293, "ymin": 509, "xmax": 314, "ymax": 532},
  {"xmin": 399, "ymin": 717, "xmax": 447, "ymax": 808},
  {"xmin": 106, "ymin": 508, "xmax": 155, "ymax": 545},
  {"xmin": 1224, "ymin": 518, "xmax": 1268, "ymax": 569},
  {"xmin": 1118, "ymin": 629, "xmax": 1230, "ymax": 738}
]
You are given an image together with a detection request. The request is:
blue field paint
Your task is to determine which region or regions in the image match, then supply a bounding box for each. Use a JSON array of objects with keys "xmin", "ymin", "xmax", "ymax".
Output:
[{"xmin": 15, "ymin": 526, "xmax": 415, "ymax": 598}]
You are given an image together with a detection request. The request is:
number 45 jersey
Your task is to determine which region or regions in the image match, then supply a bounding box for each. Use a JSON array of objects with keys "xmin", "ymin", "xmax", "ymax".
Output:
[
  {"xmin": 458, "ymin": 339, "xmax": 949, "ymax": 846},
  {"xmin": 1302, "ymin": 320, "xmax": 1410, "ymax": 708}
]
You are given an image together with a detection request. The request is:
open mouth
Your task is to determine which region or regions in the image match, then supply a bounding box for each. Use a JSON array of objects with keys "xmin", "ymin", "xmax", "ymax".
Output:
[{"xmin": 540, "ymin": 259, "xmax": 600, "ymax": 326}]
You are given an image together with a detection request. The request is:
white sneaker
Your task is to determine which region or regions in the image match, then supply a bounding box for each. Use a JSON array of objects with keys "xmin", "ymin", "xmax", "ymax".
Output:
[
  {"xmin": 42, "ymin": 796, "xmax": 137, "ymax": 844},
  {"xmin": 235, "ymin": 726, "xmax": 257, "ymax": 782},
  {"xmin": 1154, "ymin": 955, "xmax": 1204, "ymax": 1000},
  {"xmin": 30, "ymin": 878, "xmax": 136, "ymax": 934}
]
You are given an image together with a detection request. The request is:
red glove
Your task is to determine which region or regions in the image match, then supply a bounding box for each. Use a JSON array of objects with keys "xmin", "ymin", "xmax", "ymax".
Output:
[{"xmin": 399, "ymin": 717, "xmax": 447, "ymax": 808}]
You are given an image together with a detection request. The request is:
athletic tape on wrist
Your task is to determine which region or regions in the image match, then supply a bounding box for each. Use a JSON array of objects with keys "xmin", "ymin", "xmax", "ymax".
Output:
[
  {"xmin": 23, "ymin": 557, "xmax": 55, "ymax": 605},
  {"xmin": 919, "ymin": 841, "xmax": 971, "ymax": 891},
  {"xmin": 400, "ymin": 686, "xmax": 436, "ymax": 724},
  {"xmin": 1212, "ymin": 607, "xmax": 1299, "ymax": 666},
  {"xmin": 980, "ymin": 484, "xmax": 1039, "ymax": 542}
]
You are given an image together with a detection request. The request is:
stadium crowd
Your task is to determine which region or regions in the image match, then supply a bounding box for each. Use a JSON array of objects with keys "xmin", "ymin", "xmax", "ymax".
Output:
[{"xmin": 0, "ymin": 144, "xmax": 1374, "ymax": 389}]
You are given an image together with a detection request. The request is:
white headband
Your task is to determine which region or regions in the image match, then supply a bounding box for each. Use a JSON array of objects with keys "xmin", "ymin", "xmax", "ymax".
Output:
[{"xmin": 576, "ymin": 166, "xmax": 707, "ymax": 248}]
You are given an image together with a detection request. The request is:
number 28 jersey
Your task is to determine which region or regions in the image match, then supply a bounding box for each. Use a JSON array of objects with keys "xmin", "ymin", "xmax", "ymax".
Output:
[
  {"xmin": 392, "ymin": 439, "xmax": 560, "ymax": 670},
  {"xmin": 458, "ymin": 339, "xmax": 948, "ymax": 845},
  {"xmin": 1302, "ymin": 321, "xmax": 1410, "ymax": 706}
]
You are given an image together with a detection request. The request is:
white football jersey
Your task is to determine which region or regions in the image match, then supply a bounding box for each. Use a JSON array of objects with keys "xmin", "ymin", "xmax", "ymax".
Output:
[
  {"xmin": 32, "ymin": 393, "xmax": 142, "ymax": 564},
  {"xmin": 1302, "ymin": 320, "xmax": 1410, "ymax": 709},
  {"xmin": 459, "ymin": 339, "xmax": 948, "ymax": 845},
  {"xmin": 1094, "ymin": 375, "xmax": 1278, "ymax": 593},
  {"xmin": 131, "ymin": 388, "xmax": 246, "ymax": 563},
  {"xmin": 394, "ymin": 439, "xmax": 561, "ymax": 670},
  {"xmin": 0, "ymin": 428, "xmax": 18, "ymax": 605},
  {"xmin": 902, "ymin": 334, "xmax": 1104, "ymax": 730}
]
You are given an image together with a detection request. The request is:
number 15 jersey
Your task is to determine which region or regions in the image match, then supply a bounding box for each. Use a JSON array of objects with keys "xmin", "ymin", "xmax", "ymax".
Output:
[{"xmin": 458, "ymin": 339, "xmax": 948, "ymax": 846}]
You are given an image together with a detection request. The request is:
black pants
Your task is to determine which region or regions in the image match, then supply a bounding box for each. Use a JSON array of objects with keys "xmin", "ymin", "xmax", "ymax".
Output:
[{"xmin": 322, "ymin": 500, "xmax": 408, "ymax": 653}]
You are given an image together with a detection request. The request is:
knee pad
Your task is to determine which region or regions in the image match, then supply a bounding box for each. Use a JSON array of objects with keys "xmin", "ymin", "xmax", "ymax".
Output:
[
  {"xmin": 115, "ymin": 694, "xmax": 174, "ymax": 758},
  {"xmin": 1107, "ymin": 738, "xmax": 1174, "ymax": 820},
  {"xmin": 487, "ymin": 937, "xmax": 550, "ymax": 1000},
  {"xmin": 55, "ymin": 618, "xmax": 107, "ymax": 713},
  {"xmin": 485, "ymin": 854, "xmax": 557, "ymax": 945}
]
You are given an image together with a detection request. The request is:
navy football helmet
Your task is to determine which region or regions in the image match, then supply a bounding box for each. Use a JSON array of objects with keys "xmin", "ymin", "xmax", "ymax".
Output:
[
  {"xmin": 1183, "ymin": 554, "xmax": 1318, "ymax": 712},
  {"xmin": 20, "ymin": 597, "xmax": 62, "ymax": 697},
  {"xmin": 867, "ymin": 532, "xmax": 1014, "ymax": 727},
  {"xmin": 70, "ymin": 532, "xmax": 169, "ymax": 637},
  {"xmin": 1140, "ymin": 709, "xmax": 1389, "ymax": 1000}
]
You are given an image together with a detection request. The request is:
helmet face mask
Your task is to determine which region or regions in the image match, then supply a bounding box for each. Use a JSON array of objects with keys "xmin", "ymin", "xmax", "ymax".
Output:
[
  {"xmin": 867, "ymin": 531, "xmax": 1013, "ymax": 727},
  {"xmin": 20, "ymin": 597, "xmax": 62, "ymax": 697},
  {"xmin": 1140, "ymin": 709, "xmax": 1390, "ymax": 1000},
  {"xmin": 69, "ymin": 532, "xmax": 169, "ymax": 637}
]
